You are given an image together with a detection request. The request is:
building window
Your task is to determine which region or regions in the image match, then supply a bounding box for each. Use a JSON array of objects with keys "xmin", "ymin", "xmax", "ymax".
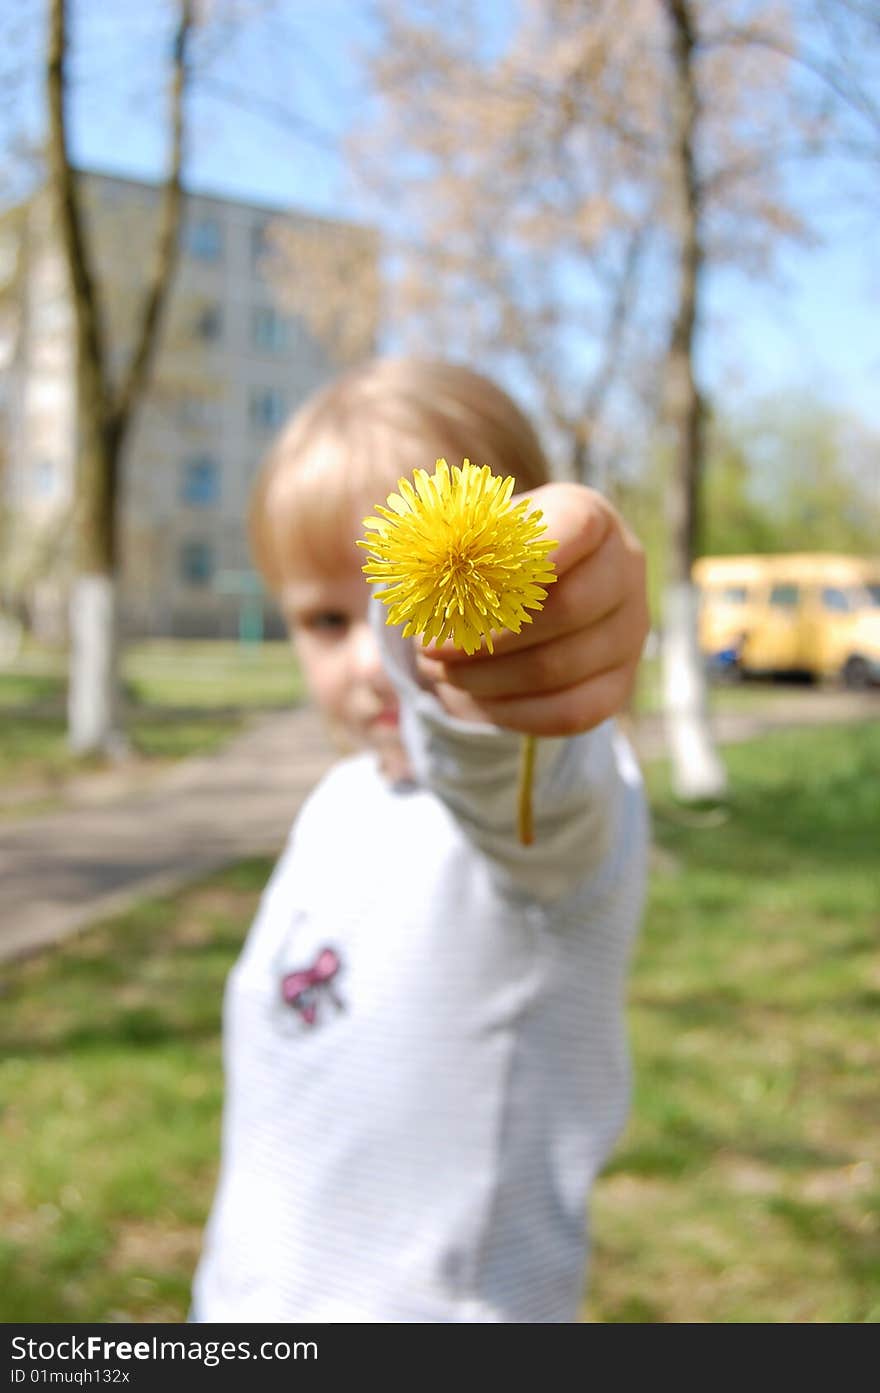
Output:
[
  {"xmin": 31, "ymin": 459, "xmax": 57, "ymax": 498},
  {"xmin": 180, "ymin": 540, "xmax": 215, "ymax": 587},
  {"xmin": 187, "ymin": 215, "xmax": 222, "ymax": 261},
  {"xmin": 177, "ymin": 393, "xmax": 216, "ymax": 431},
  {"xmin": 769, "ymin": 584, "xmax": 800, "ymax": 609},
  {"xmin": 181, "ymin": 456, "xmax": 220, "ymax": 506},
  {"xmin": 33, "ymin": 296, "xmax": 70, "ymax": 335},
  {"xmin": 252, "ymin": 306, "xmax": 291, "ymax": 353},
  {"xmin": 195, "ymin": 303, "xmax": 223, "ymax": 343},
  {"xmin": 249, "ymin": 386, "xmax": 286, "ymax": 432},
  {"xmin": 251, "ymin": 219, "xmax": 271, "ymax": 272}
]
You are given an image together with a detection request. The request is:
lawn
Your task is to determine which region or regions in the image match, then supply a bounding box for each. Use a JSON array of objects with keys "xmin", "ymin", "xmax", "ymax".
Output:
[
  {"xmin": 585, "ymin": 720, "xmax": 880, "ymax": 1322},
  {"xmin": 632, "ymin": 652, "xmax": 823, "ymax": 716},
  {"xmin": 0, "ymin": 721, "xmax": 877, "ymax": 1322},
  {"xmin": 0, "ymin": 639, "xmax": 305, "ymax": 812},
  {"xmin": 0, "ymin": 639, "xmax": 838, "ymax": 809}
]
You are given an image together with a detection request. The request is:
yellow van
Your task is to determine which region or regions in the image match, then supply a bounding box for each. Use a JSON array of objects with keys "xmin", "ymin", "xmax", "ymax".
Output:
[
  {"xmin": 693, "ymin": 553, "xmax": 880, "ymax": 688},
  {"xmin": 853, "ymin": 558, "xmax": 880, "ymax": 609}
]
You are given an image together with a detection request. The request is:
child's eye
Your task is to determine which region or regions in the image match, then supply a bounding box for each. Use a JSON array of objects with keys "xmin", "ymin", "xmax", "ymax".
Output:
[{"xmin": 307, "ymin": 611, "xmax": 350, "ymax": 635}]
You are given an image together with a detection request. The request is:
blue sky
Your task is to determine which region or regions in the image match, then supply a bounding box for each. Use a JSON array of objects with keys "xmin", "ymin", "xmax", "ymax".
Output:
[
  {"xmin": 8, "ymin": 0, "xmax": 879, "ymax": 430},
  {"xmin": 707, "ymin": 215, "xmax": 879, "ymax": 427}
]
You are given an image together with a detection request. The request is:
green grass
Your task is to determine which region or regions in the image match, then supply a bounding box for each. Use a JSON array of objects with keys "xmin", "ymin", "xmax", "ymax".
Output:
[
  {"xmin": 0, "ymin": 639, "xmax": 305, "ymax": 798},
  {"xmin": 1, "ymin": 723, "xmax": 878, "ymax": 1322},
  {"xmin": 585, "ymin": 720, "xmax": 880, "ymax": 1322},
  {"xmin": 122, "ymin": 640, "xmax": 305, "ymax": 710},
  {"xmin": 0, "ymin": 862, "xmax": 270, "ymax": 1322},
  {"xmin": 633, "ymin": 653, "xmax": 820, "ymax": 716}
]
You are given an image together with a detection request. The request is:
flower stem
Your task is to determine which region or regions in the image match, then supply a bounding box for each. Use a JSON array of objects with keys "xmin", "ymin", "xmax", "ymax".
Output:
[{"xmin": 517, "ymin": 734, "xmax": 536, "ymax": 846}]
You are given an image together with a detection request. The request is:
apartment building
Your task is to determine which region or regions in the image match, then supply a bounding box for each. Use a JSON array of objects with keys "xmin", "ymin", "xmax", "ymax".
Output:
[{"xmin": 0, "ymin": 170, "xmax": 379, "ymax": 639}]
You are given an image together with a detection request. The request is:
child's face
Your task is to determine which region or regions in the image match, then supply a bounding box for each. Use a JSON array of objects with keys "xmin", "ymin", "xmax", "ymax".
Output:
[{"xmin": 280, "ymin": 552, "xmax": 413, "ymax": 783}]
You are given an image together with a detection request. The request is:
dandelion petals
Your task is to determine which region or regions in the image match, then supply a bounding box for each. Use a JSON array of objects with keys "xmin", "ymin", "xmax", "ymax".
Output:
[{"xmin": 359, "ymin": 457, "xmax": 557, "ymax": 654}]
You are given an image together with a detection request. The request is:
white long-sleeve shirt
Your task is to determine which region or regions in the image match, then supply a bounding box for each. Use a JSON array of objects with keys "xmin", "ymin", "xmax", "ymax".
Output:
[{"xmin": 192, "ymin": 619, "xmax": 648, "ymax": 1322}]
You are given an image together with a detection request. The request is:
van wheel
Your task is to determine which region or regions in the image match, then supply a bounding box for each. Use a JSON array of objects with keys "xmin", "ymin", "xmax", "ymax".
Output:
[
  {"xmin": 842, "ymin": 656, "xmax": 871, "ymax": 690},
  {"xmin": 718, "ymin": 656, "xmax": 744, "ymax": 685}
]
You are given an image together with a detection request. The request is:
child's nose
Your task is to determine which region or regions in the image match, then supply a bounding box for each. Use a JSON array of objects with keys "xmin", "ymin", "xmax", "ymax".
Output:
[{"xmin": 351, "ymin": 621, "xmax": 394, "ymax": 693}]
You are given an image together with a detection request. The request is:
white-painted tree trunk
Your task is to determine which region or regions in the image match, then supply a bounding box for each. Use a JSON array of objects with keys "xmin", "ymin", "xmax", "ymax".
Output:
[
  {"xmin": 662, "ymin": 581, "xmax": 727, "ymax": 801},
  {"xmin": 68, "ymin": 574, "xmax": 126, "ymax": 757}
]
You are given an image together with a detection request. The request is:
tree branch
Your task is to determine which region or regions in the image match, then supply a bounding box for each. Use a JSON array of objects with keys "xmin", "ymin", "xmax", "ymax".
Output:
[
  {"xmin": 112, "ymin": 0, "xmax": 195, "ymax": 441},
  {"xmin": 199, "ymin": 76, "xmax": 340, "ymax": 154},
  {"xmin": 701, "ymin": 133, "xmax": 880, "ymax": 201},
  {"xmin": 698, "ymin": 24, "xmax": 880, "ymax": 134},
  {"xmin": 46, "ymin": 0, "xmax": 110, "ymax": 425},
  {"xmin": 572, "ymin": 222, "xmax": 647, "ymax": 479},
  {"xmin": 662, "ymin": 0, "xmax": 705, "ymax": 576}
]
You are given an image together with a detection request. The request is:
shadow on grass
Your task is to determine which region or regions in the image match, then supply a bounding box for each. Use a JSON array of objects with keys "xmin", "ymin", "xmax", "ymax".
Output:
[
  {"xmin": 593, "ymin": 1290, "xmax": 666, "ymax": 1323},
  {"xmin": 633, "ymin": 986, "xmax": 747, "ymax": 1026},
  {"xmin": 650, "ymin": 722, "xmax": 880, "ymax": 880},
  {"xmin": 768, "ymin": 1196, "xmax": 880, "ymax": 1292},
  {"xmin": 0, "ymin": 672, "xmax": 65, "ymax": 708},
  {"xmin": 609, "ymin": 1121, "xmax": 853, "ymax": 1181},
  {"xmin": 634, "ymin": 986, "xmax": 880, "ymax": 1026},
  {"xmin": 0, "ymin": 859, "xmax": 272, "ymax": 1061},
  {"xmin": 2, "ymin": 1008, "xmax": 224, "ymax": 1058}
]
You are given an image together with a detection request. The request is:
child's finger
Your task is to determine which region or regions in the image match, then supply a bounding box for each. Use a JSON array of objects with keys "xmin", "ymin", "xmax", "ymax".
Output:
[
  {"xmin": 440, "ymin": 659, "xmax": 640, "ymax": 738},
  {"xmin": 524, "ymin": 482, "xmax": 614, "ymax": 576},
  {"xmin": 426, "ymin": 521, "xmax": 640, "ymax": 664},
  {"xmin": 421, "ymin": 592, "xmax": 648, "ymax": 701}
]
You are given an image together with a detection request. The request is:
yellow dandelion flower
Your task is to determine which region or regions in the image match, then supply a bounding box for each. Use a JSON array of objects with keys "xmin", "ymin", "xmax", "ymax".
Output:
[
  {"xmin": 356, "ymin": 457, "xmax": 557, "ymax": 656},
  {"xmin": 358, "ymin": 457, "xmax": 557, "ymax": 846}
]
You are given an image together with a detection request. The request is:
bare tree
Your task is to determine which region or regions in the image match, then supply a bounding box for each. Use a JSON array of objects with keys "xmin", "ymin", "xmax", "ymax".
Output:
[
  {"xmin": 657, "ymin": 0, "xmax": 879, "ymax": 797},
  {"xmin": 344, "ymin": 1, "xmax": 663, "ymax": 484},
  {"xmin": 659, "ymin": 0, "xmax": 726, "ymax": 799},
  {"xmin": 350, "ymin": 0, "xmax": 878, "ymax": 798},
  {"xmin": 46, "ymin": 0, "xmax": 194, "ymax": 755}
]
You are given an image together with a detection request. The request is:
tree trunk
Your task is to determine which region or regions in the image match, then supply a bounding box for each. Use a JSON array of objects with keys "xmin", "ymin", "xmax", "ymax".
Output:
[
  {"xmin": 46, "ymin": 0, "xmax": 192, "ymax": 756},
  {"xmin": 661, "ymin": 0, "xmax": 726, "ymax": 801},
  {"xmin": 67, "ymin": 378, "xmax": 123, "ymax": 751},
  {"xmin": 68, "ymin": 575, "xmax": 124, "ymax": 756}
]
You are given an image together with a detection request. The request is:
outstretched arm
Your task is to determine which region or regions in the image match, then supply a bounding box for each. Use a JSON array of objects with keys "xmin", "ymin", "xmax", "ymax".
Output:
[
  {"xmin": 376, "ymin": 485, "xmax": 649, "ymax": 901},
  {"xmin": 414, "ymin": 483, "xmax": 649, "ymax": 736}
]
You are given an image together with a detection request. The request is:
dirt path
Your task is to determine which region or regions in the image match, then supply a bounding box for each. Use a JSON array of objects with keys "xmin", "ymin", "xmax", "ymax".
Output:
[
  {"xmin": 631, "ymin": 687, "xmax": 878, "ymax": 761},
  {"xmin": 0, "ymin": 706, "xmax": 335, "ymax": 964},
  {"xmin": 1, "ymin": 688, "xmax": 875, "ymax": 964}
]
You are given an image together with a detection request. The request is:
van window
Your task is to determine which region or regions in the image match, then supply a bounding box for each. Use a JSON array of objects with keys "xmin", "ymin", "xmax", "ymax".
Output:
[
  {"xmin": 769, "ymin": 584, "xmax": 799, "ymax": 608},
  {"xmin": 720, "ymin": 585, "xmax": 749, "ymax": 604},
  {"xmin": 821, "ymin": 586, "xmax": 851, "ymax": 613},
  {"xmin": 824, "ymin": 585, "xmax": 868, "ymax": 612}
]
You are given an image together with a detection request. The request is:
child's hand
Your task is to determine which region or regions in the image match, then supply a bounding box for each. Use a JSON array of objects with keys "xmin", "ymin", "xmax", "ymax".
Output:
[{"xmin": 414, "ymin": 484, "xmax": 649, "ymax": 736}]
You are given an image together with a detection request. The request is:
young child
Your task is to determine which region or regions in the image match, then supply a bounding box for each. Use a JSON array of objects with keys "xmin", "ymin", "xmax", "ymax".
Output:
[{"xmin": 191, "ymin": 357, "xmax": 650, "ymax": 1323}]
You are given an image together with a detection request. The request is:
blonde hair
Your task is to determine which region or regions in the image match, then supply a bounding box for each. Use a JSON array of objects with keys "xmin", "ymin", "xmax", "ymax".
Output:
[{"xmin": 249, "ymin": 357, "xmax": 552, "ymax": 592}]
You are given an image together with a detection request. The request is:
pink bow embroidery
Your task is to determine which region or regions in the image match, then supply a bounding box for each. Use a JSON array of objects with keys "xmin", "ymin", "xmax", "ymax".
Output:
[{"xmin": 281, "ymin": 946, "xmax": 344, "ymax": 1026}]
